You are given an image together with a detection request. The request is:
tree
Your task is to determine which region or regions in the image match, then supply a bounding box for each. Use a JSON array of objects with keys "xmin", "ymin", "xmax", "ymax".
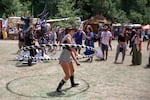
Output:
[
  {"xmin": 56, "ymin": 0, "xmax": 81, "ymax": 27},
  {"xmin": 32, "ymin": 0, "xmax": 60, "ymax": 18},
  {"xmin": 18, "ymin": 0, "xmax": 32, "ymax": 17},
  {"xmin": 143, "ymin": 7, "xmax": 150, "ymax": 24},
  {"xmin": 0, "ymin": 0, "xmax": 23, "ymax": 18},
  {"xmin": 129, "ymin": 10, "xmax": 143, "ymax": 24},
  {"xmin": 56, "ymin": 0, "xmax": 80, "ymax": 18},
  {"xmin": 75, "ymin": 0, "xmax": 92, "ymax": 20},
  {"xmin": 0, "ymin": 0, "xmax": 150, "ymax": 24}
]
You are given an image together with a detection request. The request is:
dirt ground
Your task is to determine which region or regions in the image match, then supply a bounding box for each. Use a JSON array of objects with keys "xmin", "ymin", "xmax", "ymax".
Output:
[{"xmin": 0, "ymin": 40, "xmax": 150, "ymax": 100}]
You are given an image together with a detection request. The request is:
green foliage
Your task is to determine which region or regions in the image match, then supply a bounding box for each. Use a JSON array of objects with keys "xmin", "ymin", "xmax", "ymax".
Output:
[
  {"xmin": 56, "ymin": 0, "xmax": 80, "ymax": 18},
  {"xmin": 110, "ymin": 8, "xmax": 129, "ymax": 24},
  {"xmin": 17, "ymin": 0, "xmax": 32, "ymax": 17},
  {"xmin": 143, "ymin": 7, "xmax": 150, "ymax": 24},
  {"xmin": 0, "ymin": 0, "xmax": 21, "ymax": 18},
  {"xmin": 56, "ymin": 0, "xmax": 80, "ymax": 27},
  {"xmin": 32, "ymin": 0, "xmax": 60, "ymax": 18},
  {"xmin": 0, "ymin": 0, "xmax": 150, "ymax": 24},
  {"xmin": 129, "ymin": 10, "xmax": 143, "ymax": 24}
]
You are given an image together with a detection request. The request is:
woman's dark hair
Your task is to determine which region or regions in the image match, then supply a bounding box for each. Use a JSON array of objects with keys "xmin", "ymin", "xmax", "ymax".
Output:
[
  {"xmin": 137, "ymin": 29, "xmax": 142, "ymax": 38},
  {"xmin": 65, "ymin": 27, "xmax": 75, "ymax": 34},
  {"xmin": 122, "ymin": 28, "xmax": 127, "ymax": 36},
  {"xmin": 86, "ymin": 25, "xmax": 93, "ymax": 32}
]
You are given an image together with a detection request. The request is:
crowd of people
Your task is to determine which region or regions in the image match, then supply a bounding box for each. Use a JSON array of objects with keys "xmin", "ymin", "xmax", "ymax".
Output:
[
  {"xmin": 97, "ymin": 25, "xmax": 149, "ymax": 66},
  {"xmin": 1, "ymin": 18, "xmax": 150, "ymax": 93},
  {"xmin": 1, "ymin": 19, "xmax": 149, "ymax": 67}
]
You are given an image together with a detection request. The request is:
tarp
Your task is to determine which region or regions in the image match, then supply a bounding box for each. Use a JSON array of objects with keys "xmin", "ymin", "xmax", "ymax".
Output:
[
  {"xmin": 8, "ymin": 17, "xmax": 40, "ymax": 28},
  {"xmin": 142, "ymin": 24, "xmax": 150, "ymax": 30}
]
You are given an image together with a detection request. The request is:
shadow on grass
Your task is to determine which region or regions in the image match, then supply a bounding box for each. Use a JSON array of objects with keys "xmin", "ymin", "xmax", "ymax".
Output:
[
  {"xmin": 15, "ymin": 62, "xmax": 35, "ymax": 67},
  {"xmin": 144, "ymin": 65, "xmax": 150, "ymax": 69},
  {"xmin": 7, "ymin": 59, "xmax": 17, "ymax": 61},
  {"xmin": 79, "ymin": 60, "xmax": 92, "ymax": 63},
  {"xmin": 114, "ymin": 62, "xmax": 123, "ymax": 64},
  {"xmin": 129, "ymin": 64, "xmax": 141, "ymax": 66},
  {"xmin": 47, "ymin": 87, "xmax": 71, "ymax": 97},
  {"xmin": 11, "ymin": 52, "xmax": 18, "ymax": 55},
  {"xmin": 94, "ymin": 58, "xmax": 106, "ymax": 62}
]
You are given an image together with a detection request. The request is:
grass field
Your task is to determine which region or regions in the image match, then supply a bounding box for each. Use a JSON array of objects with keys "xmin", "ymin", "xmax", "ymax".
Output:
[{"xmin": 0, "ymin": 40, "xmax": 150, "ymax": 100}]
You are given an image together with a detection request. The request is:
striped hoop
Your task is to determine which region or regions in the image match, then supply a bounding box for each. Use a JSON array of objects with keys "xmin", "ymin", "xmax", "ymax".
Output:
[{"xmin": 18, "ymin": 43, "xmax": 97, "ymax": 61}]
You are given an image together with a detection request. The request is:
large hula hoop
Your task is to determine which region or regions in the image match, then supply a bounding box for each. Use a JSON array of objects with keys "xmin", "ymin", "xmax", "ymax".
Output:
[{"xmin": 19, "ymin": 43, "xmax": 97, "ymax": 61}]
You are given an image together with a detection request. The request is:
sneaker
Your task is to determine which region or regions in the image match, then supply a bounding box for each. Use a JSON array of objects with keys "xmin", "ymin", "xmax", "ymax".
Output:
[
  {"xmin": 100, "ymin": 58, "xmax": 105, "ymax": 61},
  {"xmin": 71, "ymin": 83, "xmax": 79, "ymax": 87}
]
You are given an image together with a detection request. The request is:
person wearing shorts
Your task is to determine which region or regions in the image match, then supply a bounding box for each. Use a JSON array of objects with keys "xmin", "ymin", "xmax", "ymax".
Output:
[
  {"xmin": 100, "ymin": 25, "xmax": 112, "ymax": 60},
  {"xmin": 56, "ymin": 27, "xmax": 80, "ymax": 93}
]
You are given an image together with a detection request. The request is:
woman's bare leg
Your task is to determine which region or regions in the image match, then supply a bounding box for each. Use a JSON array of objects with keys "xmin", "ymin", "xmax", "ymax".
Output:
[
  {"xmin": 56, "ymin": 61, "xmax": 70, "ymax": 92},
  {"xmin": 60, "ymin": 61, "xmax": 71, "ymax": 80},
  {"xmin": 69, "ymin": 62, "xmax": 79, "ymax": 87}
]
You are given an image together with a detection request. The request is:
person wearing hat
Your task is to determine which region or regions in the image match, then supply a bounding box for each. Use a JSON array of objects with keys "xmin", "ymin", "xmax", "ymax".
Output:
[{"xmin": 56, "ymin": 27, "xmax": 80, "ymax": 93}]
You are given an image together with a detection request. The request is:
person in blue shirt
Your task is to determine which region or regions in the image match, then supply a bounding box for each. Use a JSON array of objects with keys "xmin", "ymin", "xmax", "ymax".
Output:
[
  {"xmin": 74, "ymin": 29, "xmax": 83, "ymax": 54},
  {"xmin": 82, "ymin": 25, "xmax": 95, "ymax": 61}
]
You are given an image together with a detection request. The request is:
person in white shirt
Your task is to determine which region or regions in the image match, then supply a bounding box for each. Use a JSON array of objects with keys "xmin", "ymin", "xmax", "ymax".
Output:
[{"xmin": 100, "ymin": 25, "xmax": 112, "ymax": 60}]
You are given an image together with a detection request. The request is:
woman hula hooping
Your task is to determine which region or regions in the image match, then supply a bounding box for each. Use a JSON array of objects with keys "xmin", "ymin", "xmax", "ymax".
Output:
[{"xmin": 56, "ymin": 27, "xmax": 80, "ymax": 93}]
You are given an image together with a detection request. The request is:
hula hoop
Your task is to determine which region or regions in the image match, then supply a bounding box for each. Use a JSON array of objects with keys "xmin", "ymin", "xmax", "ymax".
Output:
[{"xmin": 18, "ymin": 43, "xmax": 97, "ymax": 61}]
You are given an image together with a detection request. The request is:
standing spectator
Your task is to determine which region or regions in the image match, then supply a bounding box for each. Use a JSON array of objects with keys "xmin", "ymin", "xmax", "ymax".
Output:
[
  {"xmin": 2, "ymin": 27, "xmax": 8, "ymax": 39},
  {"xmin": 14, "ymin": 27, "xmax": 19, "ymax": 40},
  {"xmin": 74, "ymin": 28, "xmax": 83, "ymax": 54},
  {"xmin": 96, "ymin": 27, "xmax": 103, "ymax": 59},
  {"xmin": 126, "ymin": 27, "xmax": 132, "ymax": 46},
  {"xmin": 61, "ymin": 28, "xmax": 66, "ymax": 39},
  {"xmin": 47, "ymin": 28, "xmax": 57, "ymax": 51},
  {"xmin": 97, "ymin": 27, "xmax": 103, "ymax": 46},
  {"xmin": 82, "ymin": 25, "xmax": 95, "ymax": 61},
  {"xmin": 131, "ymin": 29, "xmax": 142, "ymax": 65},
  {"xmin": 113, "ymin": 28, "xmax": 118, "ymax": 40},
  {"xmin": 147, "ymin": 37, "xmax": 150, "ymax": 67},
  {"xmin": 118, "ymin": 27, "xmax": 123, "ymax": 35},
  {"xmin": 56, "ymin": 26, "xmax": 61, "ymax": 44},
  {"xmin": 141, "ymin": 29, "xmax": 146, "ymax": 41},
  {"xmin": 24, "ymin": 25, "xmax": 36, "ymax": 64},
  {"xmin": 108, "ymin": 26, "xmax": 113, "ymax": 50},
  {"xmin": 129, "ymin": 29, "xmax": 136, "ymax": 55},
  {"xmin": 0, "ymin": 27, "xmax": 2, "ymax": 39},
  {"xmin": 18, "ymin": 29, "xmax": 24, "ymax": 50},
  {"xmin": 100, "ymin": 25, "xmax": 112, "ymax": 60},
  {"xmin": 114, "ymin": 28, "xmax": 127, "ymax": 64},
  {"xmin": 51, "ymin": 28, "xmax": 57, "ymax": 44}
]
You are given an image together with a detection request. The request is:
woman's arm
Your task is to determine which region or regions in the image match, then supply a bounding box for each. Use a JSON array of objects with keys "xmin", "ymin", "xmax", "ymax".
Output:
[
  {"xmin": 131, "ymin": 34, "xmax": 136, "ymax": 42},
  {"xmin": 81, "ymin": 30, "xmax": 91, "ymax": 40},
  {"xmin": 81, "ymin": 30, "xmax": 87, "ymax": 38}
]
